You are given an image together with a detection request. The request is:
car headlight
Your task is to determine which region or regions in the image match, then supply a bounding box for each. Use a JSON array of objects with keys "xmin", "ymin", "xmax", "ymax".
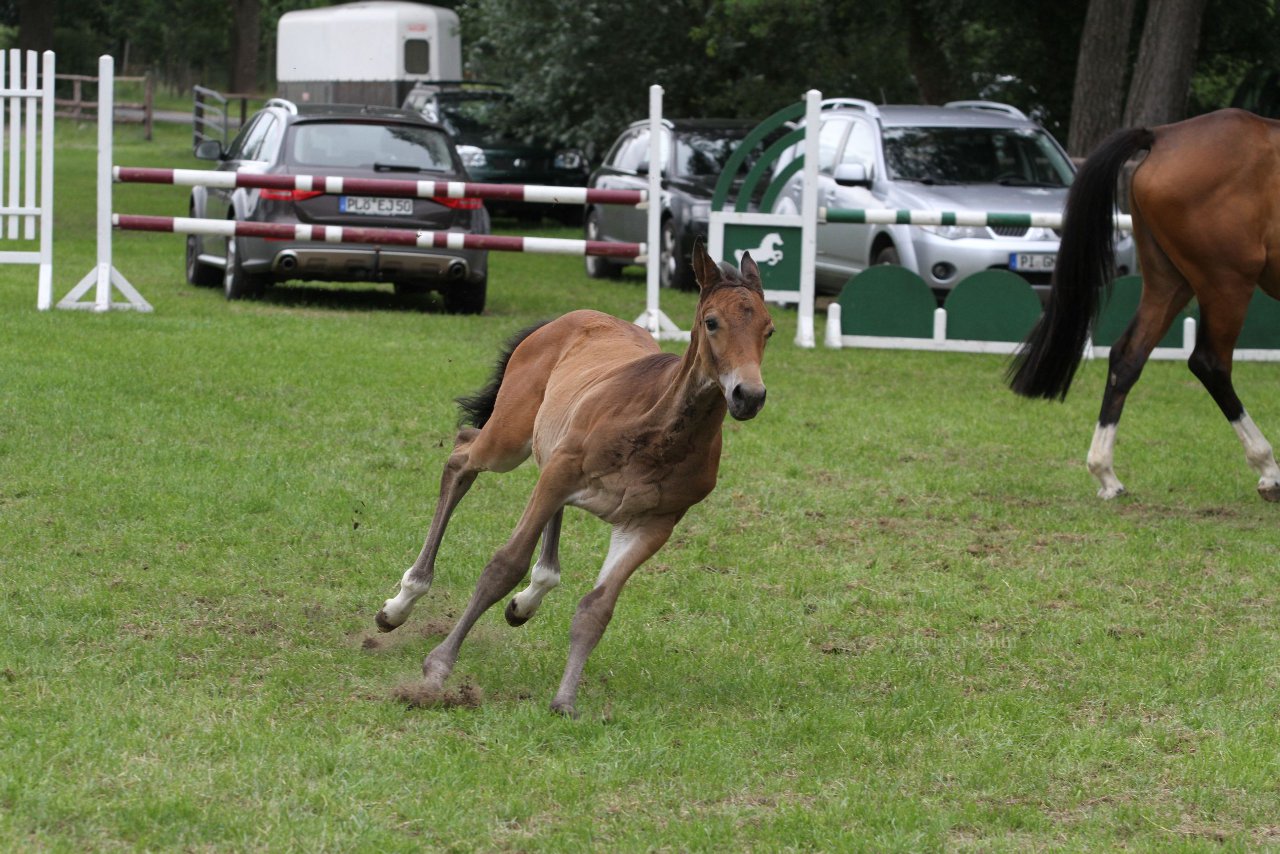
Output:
[
  {"xmin": 457, "ymin": 145, "xmax": 487, "ymax": 168},
  {"xmin": 554, "ymin": 149, "xmax": 585, "ymax": 171},
  {"xmin": 920, "ymin": 224, "xmax": 990, "ymax": 240}
]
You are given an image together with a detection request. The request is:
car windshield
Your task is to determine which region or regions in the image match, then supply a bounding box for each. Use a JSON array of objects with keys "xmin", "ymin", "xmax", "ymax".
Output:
[
  {"xmin": 432, "ymin": 92, "xmax": 510, "ymax": 138},
  {"xmin": 673, "ymin": 129, "xmax": 771, "ymax": 179},
  {"xmin": 286, "ymin": 122, "xmax": 456, "ymax": 172},
  {"xmin": 882, "ymin": 126, "xmax": 1073, "ymax": 187}
]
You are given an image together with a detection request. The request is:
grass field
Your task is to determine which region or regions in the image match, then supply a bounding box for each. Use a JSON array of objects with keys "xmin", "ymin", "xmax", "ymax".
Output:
[{"xmin": 3, "ymin": 121, "xmax": 1280, "ymax": 851}]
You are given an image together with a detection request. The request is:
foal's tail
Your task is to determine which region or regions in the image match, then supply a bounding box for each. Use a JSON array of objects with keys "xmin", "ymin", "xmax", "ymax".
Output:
[
  {"xmin": 456, "ymin": 321, "xmax": 549, "ymax": 428},
  {"xmin": 1007, "ymin": 126, "xmax": 1155, "ymax": 400}
]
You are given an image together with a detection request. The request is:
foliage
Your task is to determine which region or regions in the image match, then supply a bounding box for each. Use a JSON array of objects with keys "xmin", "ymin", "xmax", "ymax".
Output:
[{"xmin": 4, "ymin": 121, "xmax": 1280, "ymax": 849}]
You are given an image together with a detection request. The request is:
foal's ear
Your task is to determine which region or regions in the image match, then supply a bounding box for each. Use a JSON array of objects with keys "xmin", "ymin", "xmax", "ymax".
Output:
[
  {"xmin": 738, "ymin": 251, "xmax": 763, "ymax": 291},
  {"xmin": 691, "ymin": 240, "xmax": 720, "ymax": 292}
]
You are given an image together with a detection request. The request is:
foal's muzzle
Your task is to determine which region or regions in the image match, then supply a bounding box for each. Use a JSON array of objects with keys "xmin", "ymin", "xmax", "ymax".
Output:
[{"xmin": 728, "ymin": 381, "xmax": 767, "ymax": 420}]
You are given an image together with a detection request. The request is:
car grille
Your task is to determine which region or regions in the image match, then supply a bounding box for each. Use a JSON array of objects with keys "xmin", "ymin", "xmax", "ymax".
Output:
[{"xmin": 991, "ymin": 225, "xmax": 1029, "ymax": 238}]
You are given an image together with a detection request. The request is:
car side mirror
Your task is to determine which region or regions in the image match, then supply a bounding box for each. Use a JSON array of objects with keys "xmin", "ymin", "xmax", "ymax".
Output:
[
  {"xmin": 635, "ymin": 162, "xmax": 649, "ymax": 176},
  {"xmin": 194, "ymin": 139, "xmax": 225, "ymax": 161},
  {"xmin": 834, "ymin": 162, "xmax": 871, "ymax": 188}
]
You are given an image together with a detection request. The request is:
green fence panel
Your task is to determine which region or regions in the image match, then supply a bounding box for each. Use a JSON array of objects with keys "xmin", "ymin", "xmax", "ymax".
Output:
[
  {"xmin": 1239, "ymin": 289, "xmax": 1280, "ymax": 349},
  {"xmin": 837, "ymin": 266, "xmax": 936, "ymax": 338},
  {"xmin": 1092, "ymin": 275, "xmax": 1196, "ymax": 348},
  {"xmin": 942, "ymin": 270, "xmax": 1042, "ymax": 342}
]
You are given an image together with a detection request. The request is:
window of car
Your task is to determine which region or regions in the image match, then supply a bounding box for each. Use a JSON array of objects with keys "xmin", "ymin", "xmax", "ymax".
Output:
[
  {"xmin": 817, "ymin": 117, "xmax": 852, "ymax": 174},
  {"xmin": 286, "ymin": 121, "xmax": 457, "ymax": 172},
  {"xmin": 673, "ymin": 129, "xmax": 750, "ymax": 178},
  {"xmin": 882, "ymin": 126, "xmax": 1073, "ymax": 187},
  {"xmin": 839, "ymin": 119, "xmax": 876, "ymax": 173},
  {"xmin": 609, "ymin": 129, "xmax": 652, "ymax": 174},
  {"xmin": 226, "ymin": 113, "xmax": 276, "ymax": 162}
]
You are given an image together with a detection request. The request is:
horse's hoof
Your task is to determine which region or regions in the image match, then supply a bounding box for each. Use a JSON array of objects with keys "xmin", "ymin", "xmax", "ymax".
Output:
[
  {"xmin": 1258, "ymin": 481, "xmax": 1280, "ymax": 502},
  {"xmin": 504, "ymin": 599, "xmax": 530, "ymax": 627},
  {"xmin": 550, "ymin": 700, "xmax": 579, "ymax": 719},
  {"xmin": 375, "ymin": 610, "xmax": 401, "ymax": 633},
  {"xmin": 1097, "ymin": 484, "xmax": 1126, "ymax": 500}
]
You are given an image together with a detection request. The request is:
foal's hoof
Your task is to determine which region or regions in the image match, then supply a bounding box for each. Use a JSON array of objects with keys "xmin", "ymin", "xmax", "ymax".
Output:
[
  {"xmin": 374, "ymin": 609, "xmax": 401, "ymax": 633},
  {"xmin": 1096, "ymin": 484, "xmax": 1126, "ymax": 500},
  {"xmin": 1259, "ymin": 481, "xmax": 1280, "ymax": 502},
  {"xmin": 504, "ymin": 599, "xmax": 530, "ymax": 627},
  {"xmin": 550, "ymin": 700, "xmax": 579, "ymax": 719}
]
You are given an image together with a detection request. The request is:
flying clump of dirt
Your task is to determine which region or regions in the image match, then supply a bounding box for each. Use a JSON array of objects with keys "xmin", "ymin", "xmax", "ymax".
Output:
[{"xmin": 391, "ymin": 680, "xmax": 483, "ymax": 710}]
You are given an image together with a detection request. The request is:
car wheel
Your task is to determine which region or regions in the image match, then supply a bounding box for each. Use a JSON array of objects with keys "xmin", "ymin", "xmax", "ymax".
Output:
[
  {"xmin": 583, "ymin": 209, "xmax": 621, "ymax": 279},
  {"xmin": 443, "ymin": 276, "xmax": 486, "ymax": 315},
  {"xmin": 223, "ymin": 225, "xmax": 263, "ymax": 301},
  {"xmin": 660, "ymin": 218, "xmax": 695, "ymax": 291},
  {"xmin": 873, "ymin": 244, "xmax": 900, "ymax": 266},
  {"xmin": 186, "ymin": 230, "xmax": 220, "ymax": 287}
]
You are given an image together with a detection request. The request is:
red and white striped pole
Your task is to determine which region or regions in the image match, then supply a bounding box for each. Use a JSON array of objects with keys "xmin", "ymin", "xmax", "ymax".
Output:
[{"xmin": 113, "ymin": 214, "xmax": 645, "ymax": 259}]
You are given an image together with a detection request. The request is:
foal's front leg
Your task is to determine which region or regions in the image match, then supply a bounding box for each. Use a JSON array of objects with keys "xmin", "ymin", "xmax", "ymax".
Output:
[
  {"xmin": 550, "ymin": 516, "xmax": 677, "ymax": 719},
  {"xmin": 421, "ymin": 462, "xmax": 578, "ymax": 691}
]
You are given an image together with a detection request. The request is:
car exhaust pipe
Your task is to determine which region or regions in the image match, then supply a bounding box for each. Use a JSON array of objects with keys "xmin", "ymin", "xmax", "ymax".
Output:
[
  {"xmin": 447, "ymin": 260, "xmax": 467, "ymax": 280},
  {"xmin": 277, "ymin": 251, "xmax": 298, "ymax": 272}
]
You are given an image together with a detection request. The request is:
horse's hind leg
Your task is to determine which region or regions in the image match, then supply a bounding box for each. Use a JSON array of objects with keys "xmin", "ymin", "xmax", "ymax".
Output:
[
  {"xmin": 1087, "ymin": 226, "xmax": 1192, "ymax": 498},
  {"xmin": 505, "ymin": 508, "xmax": 564, "ymax": 627},
  {"xmin": 1188, "ymin": 292, "xmax": 1280, "ymax": 501},
  {"xmin": 376, "ymin": 419, "xmax": 536, "ymax": 632}
]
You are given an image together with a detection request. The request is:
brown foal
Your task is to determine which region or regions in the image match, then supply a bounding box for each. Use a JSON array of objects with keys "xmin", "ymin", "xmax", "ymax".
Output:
[{"xmin": 375, "ymin": 244, "xmax": 774, "ymax": 716}]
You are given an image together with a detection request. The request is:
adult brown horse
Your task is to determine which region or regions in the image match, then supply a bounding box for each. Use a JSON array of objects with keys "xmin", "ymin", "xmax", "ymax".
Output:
[
  {"xmin": 1009, "ymin": 108, "xmax": 1280, "ymax": 501},
  {"xmin": 374, "ymin": 244, "xmax": 774, "ymax": 717}
]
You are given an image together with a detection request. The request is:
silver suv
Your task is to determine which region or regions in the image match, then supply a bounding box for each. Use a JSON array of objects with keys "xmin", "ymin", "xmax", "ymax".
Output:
[{"xmin": 772, "ymin": 99, "xmax": 1135, "ymax": 297}]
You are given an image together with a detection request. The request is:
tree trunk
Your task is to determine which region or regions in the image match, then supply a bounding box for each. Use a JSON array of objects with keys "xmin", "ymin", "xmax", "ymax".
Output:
[
  {"xmin": 904, "ymin": 0, "xmax": 956, "ymax": 104},
  {"xmin": 15, "ymin": 0, "xmax": 56, "ymax": 53},
  {"xmin": 1067, "ymin": 0, "xmax": 1138, "ymax": 158},
  {"xmin": 1122, "ymin": 0, "xmax": 1209, "ymax": 128},
  {"xmin": 228, "ymin": 0, "xmax": 261, "ymax": 93}
]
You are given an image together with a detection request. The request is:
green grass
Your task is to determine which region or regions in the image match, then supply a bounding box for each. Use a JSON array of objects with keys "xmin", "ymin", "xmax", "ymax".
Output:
[{"xmin": 3, "ymin": 121, "xmax": 1280, "ymax": 851}]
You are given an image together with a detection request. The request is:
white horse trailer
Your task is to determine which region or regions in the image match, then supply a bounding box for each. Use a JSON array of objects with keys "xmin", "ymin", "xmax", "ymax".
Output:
[{"xmin": 276, "ymin": 2, "xmax": 462, "ymax": 107}]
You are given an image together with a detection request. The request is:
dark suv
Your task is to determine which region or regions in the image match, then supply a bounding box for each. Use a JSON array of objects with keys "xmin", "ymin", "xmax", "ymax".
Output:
[
  {"xmin": 584, "ymin": 118, "xmax": 774, "ymax": 290},
  {"xmin": 187, "ymin": 99, "xmax": 491, "ymax": 312},
  {"xmin": 402, "ymin": 83, "xmax": 590, "ymax": 223}
]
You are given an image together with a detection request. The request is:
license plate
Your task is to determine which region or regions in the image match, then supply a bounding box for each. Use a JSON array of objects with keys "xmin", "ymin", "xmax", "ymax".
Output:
[
  {"xmin": 340, "ymin": 196, "xmax": 414, "ymax": 216},
  {"xmin": 1010, "ymin": 252, "xmax": 1055, "ymax": 272}
]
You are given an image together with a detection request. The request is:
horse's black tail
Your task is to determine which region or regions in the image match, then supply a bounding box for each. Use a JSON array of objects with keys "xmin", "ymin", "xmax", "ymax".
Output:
[
  {"xmin": 1007, "ymin": 126, "xmax": 1156, "ymax": 400},
  {"xmin": 455, "ymin": 321, "xmax": 550, "ymax": 428}
]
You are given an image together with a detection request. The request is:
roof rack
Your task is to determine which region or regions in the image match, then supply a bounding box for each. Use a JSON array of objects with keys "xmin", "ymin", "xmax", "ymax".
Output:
[
  {"xmin": 943, "ymin": 100, "xmax": 1027, "ymax": 120},
  {"xmin": 819, "ymin": 98, "xmax": 881, "ymax": 120},
  {"xmin": 264, "ymin": 97, "xmax": 298, "ymax": 115}
]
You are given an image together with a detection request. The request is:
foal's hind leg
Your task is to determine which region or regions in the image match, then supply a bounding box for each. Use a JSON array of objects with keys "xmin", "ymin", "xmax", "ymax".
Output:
[
  {"xmin": 1188, "ymin": 294, "xmax": 1280, "ymax": 501},
  {"xmin": 376, "ymin": 423, "xmax": 534, "ymax": 632}
]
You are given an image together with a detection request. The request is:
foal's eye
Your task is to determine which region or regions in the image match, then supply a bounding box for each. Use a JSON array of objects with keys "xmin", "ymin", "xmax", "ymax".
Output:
[{"xmin": 704, "ymin": 317, "xmax": 720, "ymax": 332}]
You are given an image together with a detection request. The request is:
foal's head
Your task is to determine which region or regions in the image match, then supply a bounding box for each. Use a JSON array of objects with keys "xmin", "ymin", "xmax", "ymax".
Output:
[{"xmin": 690, "ymin": 243, "xmax": 774, "ymax": 420}]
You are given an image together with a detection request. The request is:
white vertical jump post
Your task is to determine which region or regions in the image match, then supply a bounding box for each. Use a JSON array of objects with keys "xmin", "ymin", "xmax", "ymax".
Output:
[
  {"xmin": 62, "ymin": 54, "xmax": 150, "ymax": 312},
  {"xmin": 0, "ymin": 49, "xmax": 56, "ymax": 309},
  {"xmin": 633, "ymin": 83, "xmax": 682, "ymax": 339}
]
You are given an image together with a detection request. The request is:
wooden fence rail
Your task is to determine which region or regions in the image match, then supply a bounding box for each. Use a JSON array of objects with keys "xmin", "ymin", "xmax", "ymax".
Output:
[{"xmin": 54, "ymin": 73, "xmax": 152, "ymax": 140}]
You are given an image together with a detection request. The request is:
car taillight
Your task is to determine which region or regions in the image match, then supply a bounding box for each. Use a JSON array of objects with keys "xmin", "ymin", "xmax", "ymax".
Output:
[
  {"xmin": 260, "ymin": 188, "xmax": 324, "ymax": 201},
  {"xmin": 434, "ymin": 197, "xmax": 483, "ymax": 210}
]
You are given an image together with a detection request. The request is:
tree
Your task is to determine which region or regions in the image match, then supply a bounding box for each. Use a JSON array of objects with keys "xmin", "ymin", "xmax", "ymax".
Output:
[
  {"xmin": 229, "ymin": 0, "xmax": 261, "ymax": 93},
  {"xmin": 14, "ymin": 0, "xmax": 54, "ymax": 52},
  {"xmin": 1122, "ymin": 0, "xmax": 1210, "ymax": 127},
  {"xmin": 1067, "ymin": 0, "xmax": 1138, "ymax": 157}
]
